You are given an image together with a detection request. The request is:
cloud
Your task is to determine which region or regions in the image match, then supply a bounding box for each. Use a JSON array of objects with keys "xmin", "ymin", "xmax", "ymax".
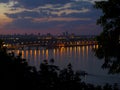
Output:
[
  {"xmin": 0, "ymin": 0, "xmax": 103, "ymax": 35},
  {"xmin": 5, "ymin": 11, "xmax": 41, "ymax": 19},
  {"xmin": 38, "ymin": 3, "xmax": 74, "ymax": 10},
  {"xmin": 37, "ymin": 2, "xmax": 91, "ymax": 17},
  {"xmin": 33, "ymin": 17, "xmax": 91, "ymax": 22},
  {"xmin": 72, "ymin": 0, "xmax": 107, "ymax": 4},
  {"xmin": 5, "ymin": 1, "xmax": 91, "ymax": 19},
  {"xmin": 0, "ymin": 0, "xmax": 10, "ymax": 3},
  {"xmin": 50, "ymin": 8, "xmax": 90, "ymax": 16},
  {"xmin": 11, "ymin": 0, "xmax": 73, "ymax": 9}
]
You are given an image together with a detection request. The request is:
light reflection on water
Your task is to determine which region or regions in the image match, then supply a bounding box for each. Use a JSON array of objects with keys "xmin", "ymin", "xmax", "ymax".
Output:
[{"xmin": 11, "ymin": 45, "xmax": 120, "ymax": 87}]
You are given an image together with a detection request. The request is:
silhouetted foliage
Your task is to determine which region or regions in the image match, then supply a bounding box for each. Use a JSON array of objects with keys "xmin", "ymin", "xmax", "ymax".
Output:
[
  {"xmin": 94, "ymin": 0, "xmax": 120, "ymax": 74},
  {"xmin": 0, "ymin": 40, "xmax": 119, "ymax": 90}
]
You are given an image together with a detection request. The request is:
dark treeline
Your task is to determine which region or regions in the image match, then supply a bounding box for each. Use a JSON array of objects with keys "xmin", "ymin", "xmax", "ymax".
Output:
[
  {"xmin": 94, "ymin": 0, "xmax": 120, "ymax": 74},
  {"xmin": 0, "ymin": 40, "xmax": 119, "ymax": 90}
]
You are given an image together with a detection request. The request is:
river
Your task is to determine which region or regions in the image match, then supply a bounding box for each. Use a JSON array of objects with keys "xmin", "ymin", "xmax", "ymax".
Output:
[{"xmin": 10, "ymin": 45, "xmax": 120, "ymax": 87}]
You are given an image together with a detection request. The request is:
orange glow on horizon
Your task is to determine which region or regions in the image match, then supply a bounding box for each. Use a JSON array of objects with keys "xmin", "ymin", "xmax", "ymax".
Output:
[{"xmin": 0, "ymin": 14, "xmax": 13, "ymax": 26}]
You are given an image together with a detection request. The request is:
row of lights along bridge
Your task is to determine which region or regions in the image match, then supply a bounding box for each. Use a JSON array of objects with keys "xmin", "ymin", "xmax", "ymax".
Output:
[{"xmin": 0, "ymin": 32, "xmax": 98, "ymax": 49}]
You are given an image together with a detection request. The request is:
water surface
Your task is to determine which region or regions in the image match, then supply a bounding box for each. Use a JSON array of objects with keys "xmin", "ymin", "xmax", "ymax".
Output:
[{"xmin": 12, "ymin": 45, "xmax": 120, "ymax": 87}]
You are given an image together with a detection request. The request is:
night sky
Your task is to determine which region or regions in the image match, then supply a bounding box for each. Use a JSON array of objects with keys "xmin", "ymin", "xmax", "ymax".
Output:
[{"xmin": 0, "ymin": 0, "xmax": 106, "ymax": 35}]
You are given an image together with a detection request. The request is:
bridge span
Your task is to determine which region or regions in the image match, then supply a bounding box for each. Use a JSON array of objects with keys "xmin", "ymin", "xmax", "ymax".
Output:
[{"xmin": 6, "ymin": 40, "xmax": 98, "ymax": 50}]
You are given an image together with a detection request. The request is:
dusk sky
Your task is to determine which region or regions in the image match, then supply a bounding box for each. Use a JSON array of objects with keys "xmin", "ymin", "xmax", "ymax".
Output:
[{"xmin": 0, "ymin": 0, "xmax": 106, "ymax": 35}]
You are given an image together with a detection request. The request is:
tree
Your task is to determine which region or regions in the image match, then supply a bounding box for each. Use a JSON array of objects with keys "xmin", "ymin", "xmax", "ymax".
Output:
[{"xmin": 94, "ymin": 0, "xmax": 120, "ymax": 74}]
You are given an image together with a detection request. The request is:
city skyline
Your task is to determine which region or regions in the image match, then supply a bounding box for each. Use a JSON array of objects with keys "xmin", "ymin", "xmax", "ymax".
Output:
[{"xmin": 0, "ymin": 0, "xmax": 105, "ymax": 35}]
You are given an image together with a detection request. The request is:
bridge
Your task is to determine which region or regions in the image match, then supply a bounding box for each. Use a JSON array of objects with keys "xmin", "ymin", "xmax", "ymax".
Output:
[
  {"xmin": 1, "ymin": 34, "xmax": 98, "ymax": 50},
  {"xmin": 5, "ymin": 40, "xmax": 98, "ymax": 50}
]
